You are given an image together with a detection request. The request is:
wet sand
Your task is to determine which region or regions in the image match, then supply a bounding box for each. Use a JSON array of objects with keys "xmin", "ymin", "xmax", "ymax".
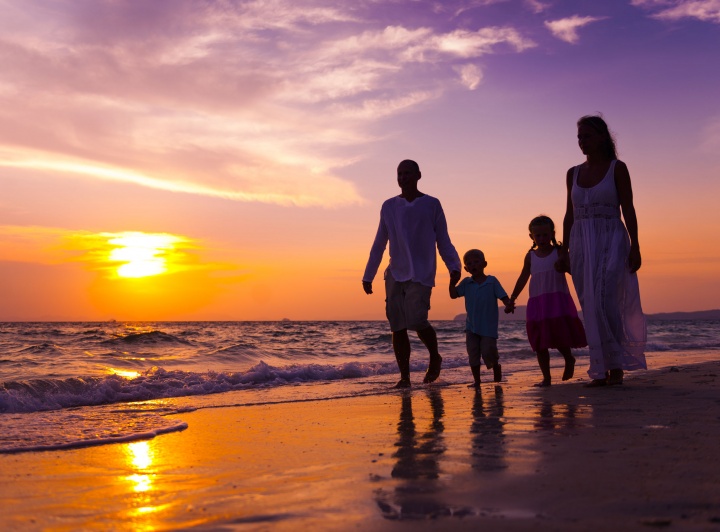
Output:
[{"xmin": 2, "ymin": 355, "xmax": 720, "ymax": 531}]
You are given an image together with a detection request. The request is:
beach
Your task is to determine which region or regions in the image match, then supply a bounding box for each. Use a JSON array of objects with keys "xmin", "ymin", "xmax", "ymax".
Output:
[{"xmin": 2, "ymin": 352, "xmax": 719, "ymax": 531}]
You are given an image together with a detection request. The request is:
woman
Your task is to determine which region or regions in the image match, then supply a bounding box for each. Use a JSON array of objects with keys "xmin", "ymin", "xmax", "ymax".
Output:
[{"xmin": 557, "ymin": 115, "xmax": 647, "ymax": 386}]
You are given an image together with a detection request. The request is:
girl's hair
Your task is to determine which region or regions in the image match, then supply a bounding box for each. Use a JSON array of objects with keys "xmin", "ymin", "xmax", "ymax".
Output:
[
  {"xmin": 528, "ymin": 215, "xmax": 561, "ymax": 250},
  {"xmin": 577, "ymin": 115, "xmax": 617, "ymax": 160}
]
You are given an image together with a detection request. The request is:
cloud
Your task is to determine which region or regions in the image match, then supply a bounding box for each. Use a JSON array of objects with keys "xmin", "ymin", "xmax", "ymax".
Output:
[
  {"xmin": 544, "ymin": 15, "xmax": 606, "ymax": 44},
  {"xmin": 0, "ymin": 1, "xmax": 535, "ymax": 207},
  {"xmin": 525, "ymin": 0, "xmax": 550, "ymax": 14},
  {"xmin": 456, "ymin": 64, "xmax": 484, "ymax": 90},
  {"xmin": 631, "ymin": 0, "xmax": 720, "ymax": 23}
]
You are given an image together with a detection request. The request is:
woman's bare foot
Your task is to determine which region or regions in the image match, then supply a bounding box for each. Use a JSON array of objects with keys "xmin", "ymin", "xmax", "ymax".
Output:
[
  {"xmin": 607, "ymin": 369, "xmax": 624, "ymax": 386},
  {"xmin": 584, "ymin": 378, "xmax": 607, "ymax": 388}
]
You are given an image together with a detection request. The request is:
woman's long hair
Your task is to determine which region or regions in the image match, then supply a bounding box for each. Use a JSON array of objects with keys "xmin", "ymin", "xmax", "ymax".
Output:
[{"xmin": 577, "ymin": 115, "xmax": 617, "ymax": 160}]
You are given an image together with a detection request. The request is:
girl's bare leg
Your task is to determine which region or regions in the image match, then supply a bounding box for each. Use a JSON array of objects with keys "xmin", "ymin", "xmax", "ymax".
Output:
[{"xmin": 559, "ymin": 347, "xmax": 576, "ymax": 381}]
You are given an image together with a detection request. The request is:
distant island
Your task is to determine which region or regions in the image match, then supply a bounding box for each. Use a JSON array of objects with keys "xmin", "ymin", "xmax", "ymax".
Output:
[{"xmin": 454, "ymin": 308, "xmax": 720, "ymax": 322}]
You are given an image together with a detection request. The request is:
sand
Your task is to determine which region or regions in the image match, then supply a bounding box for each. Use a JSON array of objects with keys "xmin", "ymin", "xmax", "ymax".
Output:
[{"xmin": 2, "ymin": 355, "xmax": 720, "ymax": 531}]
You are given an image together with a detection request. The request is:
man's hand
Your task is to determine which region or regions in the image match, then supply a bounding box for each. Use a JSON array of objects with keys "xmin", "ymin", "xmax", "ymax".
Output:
[{"xmin": 362, "ymin": 281, "xmax": 373, "ymax": 295}]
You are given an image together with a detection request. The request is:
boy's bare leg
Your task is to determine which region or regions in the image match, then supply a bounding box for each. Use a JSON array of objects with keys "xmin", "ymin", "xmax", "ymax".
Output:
[
  {"xmin": 535, "ymin": 348, "xmax": 551, "ymax": 387},
  {"xmin": 469, "ymin": 364, "xmax": 481, "ymax": 389},
  {"xmin": 417, "ymin": 325, "xmax": 442, "ymax": 383},
  {"xmin": 392, "ymin": 329, "xmax": 411, "ymax": 388},
  {"xmin": 559, "ymin": 347, "xmax": 576, "ymax": 381}
]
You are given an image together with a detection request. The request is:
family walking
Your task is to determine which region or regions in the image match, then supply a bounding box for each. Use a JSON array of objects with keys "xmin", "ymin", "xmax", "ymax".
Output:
[{"xmin": 362, "ymin": 115, "xmax": 647, "ymax": 388}]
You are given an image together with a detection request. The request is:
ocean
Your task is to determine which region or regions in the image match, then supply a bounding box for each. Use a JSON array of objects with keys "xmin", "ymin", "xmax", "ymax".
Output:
[{"xmin": 2, "ymin": 319, "xmax": 719, "ymax": 454}]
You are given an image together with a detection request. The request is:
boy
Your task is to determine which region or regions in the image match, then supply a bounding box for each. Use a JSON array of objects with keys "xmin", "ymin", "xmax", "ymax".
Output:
[{"xmin": 450, "ymin": 249, "xmax": 514, "ymax": 388}]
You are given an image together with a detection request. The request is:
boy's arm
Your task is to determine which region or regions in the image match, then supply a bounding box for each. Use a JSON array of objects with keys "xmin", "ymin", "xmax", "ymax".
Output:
[
  {"xmin": 509, "ymin": 252, "xmax": 532, "ymax": 302},
  {"xmin": 493, "ymin": 277, "xmax": 515, "ymax": 313}
]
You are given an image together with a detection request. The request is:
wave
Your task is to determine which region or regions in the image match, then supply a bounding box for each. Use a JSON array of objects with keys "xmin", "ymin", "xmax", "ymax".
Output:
[
  {"xmin": 18, "ymin": 343, "xmax": 66, "ymax": 354},
  {"xmin": 101, "ymin": 330, "xmax": 191, "ymax": 346},
  {"xmin": 0, "ymin": 408, "xmax": 188, "ymax": 454},
  {"xmin": 0, "ymin": 357, "xmax": 476, "ymax": 414}
]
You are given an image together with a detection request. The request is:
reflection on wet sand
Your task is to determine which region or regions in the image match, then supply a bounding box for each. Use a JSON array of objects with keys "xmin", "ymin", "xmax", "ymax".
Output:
[
  {"xmin": 470, "ymin": 385, "xmax": 507, "ymax": 472},
  {"xmin": 377, "ymin": 389, "xmax": 444, "ymax": 519},
  {"xmin": 376, "ymin": 388, "xmax": 477, "ymax": 520},
  {"xmin": 534, "ymin": 398, "xmax": 579, "ymax": 434}
]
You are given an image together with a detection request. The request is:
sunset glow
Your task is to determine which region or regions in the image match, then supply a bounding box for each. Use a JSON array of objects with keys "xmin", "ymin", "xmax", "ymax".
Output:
[
  {"xmin": 106, "ymin": 233, "xmax": 183, "ymax": 279},
  {"xmin": 0, "ymin": 0, "xmax": 718, "ymax": 320}
]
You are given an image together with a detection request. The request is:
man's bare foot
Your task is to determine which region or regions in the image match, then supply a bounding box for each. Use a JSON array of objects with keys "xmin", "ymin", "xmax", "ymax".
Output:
[
  {"xmin": 393, "ymin": 377, "xmax": 411, "ymax": 389},
  {"xmin": 533, "ymin": 379, "xmax": 551, "ymax": 387},
  {"xmin": 562, "ymin": 357, "xmax": 576, "ymax": 381},
  {"xmin": 423, "ymin": 356, "xmax": 442, "ymax": 383}
]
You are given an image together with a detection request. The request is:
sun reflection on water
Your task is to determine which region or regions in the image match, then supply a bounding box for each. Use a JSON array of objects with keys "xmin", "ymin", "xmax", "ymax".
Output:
[{"xmin": 128, "ymin": 441, "xmax": 153, "ymax": 470}]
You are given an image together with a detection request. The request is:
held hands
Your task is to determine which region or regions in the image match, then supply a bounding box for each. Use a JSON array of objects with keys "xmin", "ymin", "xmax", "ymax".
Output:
[
  {"xmin": 362, "ymin": 281, "xmax": 373, "ymax": 295},
  {"xmin": 449, "ymin": 270, "xmax": 461, "ymax": 285},
  {"xmin": 555, "ymin": 248, "xmax": 571, "ymax": 273},
  {"xmin": 504, "ymin": 299, "xmax": 516, "ymax": 314}
]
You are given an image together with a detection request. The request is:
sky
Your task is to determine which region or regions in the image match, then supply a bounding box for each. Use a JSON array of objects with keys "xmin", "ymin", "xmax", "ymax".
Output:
[{"xmin": 1, "ymin": 0, "xmax": 719, "ymax": 321}]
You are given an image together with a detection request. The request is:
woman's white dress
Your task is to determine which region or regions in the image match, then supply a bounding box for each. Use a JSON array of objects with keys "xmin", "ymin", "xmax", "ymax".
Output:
[{"xmin": 570, "ymin": 160, "xmax": 647, "ymax": 379}]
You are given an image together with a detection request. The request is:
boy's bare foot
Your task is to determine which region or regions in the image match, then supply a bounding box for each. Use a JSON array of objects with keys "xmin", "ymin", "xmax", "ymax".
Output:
[
  {"xmin": 562, "ymin": 357, "xmax": 576, "ymax": 381},
  {"xmin": 423, "ymin": 356, "xmax": 442, "ymax": 383},
  {"xmin": 393, "ymin": 377, "xmax": 411, "ymax": 389},
  {"xmin": 533, "ymin": 379, "xmax": 551, "ymax": 387},
  {"xmin": 492, "ymin": 363, "xmax": 502, "ymax": 383}
]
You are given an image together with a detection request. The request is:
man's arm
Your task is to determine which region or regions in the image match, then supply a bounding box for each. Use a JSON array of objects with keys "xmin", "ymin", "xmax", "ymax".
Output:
[
  {"xmin": 434, "ymin": 201, "xmax": 462, "ymax": 275},
  {"xmin": 362, "ymin": 212, "xmax": 389, "ymax": 294},
  {"xmin": 449, "ymin": 273, "xmax": 460, "ymax": 299}
]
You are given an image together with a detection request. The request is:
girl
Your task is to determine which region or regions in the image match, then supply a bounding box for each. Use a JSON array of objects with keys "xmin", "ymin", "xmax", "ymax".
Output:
[
  {"xmin": 556, "ymin": 115, "xmax": 647, "ymax": 386},
  {"xmin": 509, "ymin": 215, "xmax": 587, "ymax": 386}
]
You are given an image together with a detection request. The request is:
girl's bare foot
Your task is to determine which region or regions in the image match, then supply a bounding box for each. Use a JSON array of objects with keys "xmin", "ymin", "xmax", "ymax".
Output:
[
  {"xmin": 562, "ymin": 357, "xmax": 576, "ymax": 381},
  {"xmin": 533, "ymin": 379, "xmax": 551, "ymax": 387}
]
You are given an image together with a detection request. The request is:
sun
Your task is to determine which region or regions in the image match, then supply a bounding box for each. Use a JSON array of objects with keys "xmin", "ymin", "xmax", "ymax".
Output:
[{"xmin": 106, "ymin": 232, "xmax": 184, "ymax": 278}]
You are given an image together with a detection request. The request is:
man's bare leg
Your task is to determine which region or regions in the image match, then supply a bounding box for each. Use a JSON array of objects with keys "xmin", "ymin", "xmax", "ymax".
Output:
[
  {"xmin": 417, "ymin": 326, "xmax": 442, "ymax": 383},
  {"xmin": 392, "ymin": 329, "xmax": 411, "ymax": 388}
]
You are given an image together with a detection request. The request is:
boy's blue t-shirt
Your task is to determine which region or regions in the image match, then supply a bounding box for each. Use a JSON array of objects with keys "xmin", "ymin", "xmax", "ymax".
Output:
[{"xmin": 456, "ymin": 275, "xmax": 508, "ymax": 338}]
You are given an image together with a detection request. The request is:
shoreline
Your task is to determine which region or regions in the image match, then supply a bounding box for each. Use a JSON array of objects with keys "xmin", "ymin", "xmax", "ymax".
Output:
[{"xmin": 2, "ymin": 355, "xmax": 720, "ymax": 530}]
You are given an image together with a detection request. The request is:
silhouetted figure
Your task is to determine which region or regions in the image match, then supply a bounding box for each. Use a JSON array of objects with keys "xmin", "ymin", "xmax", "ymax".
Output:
[
  {"xmin": 363, "ymin": 160, "xmax": 461, "ymax": 388},
  {"xmin": 556, "ymin": 115, "xmax": 647, "ymax": 386},
  {"xmin": 449, "ymin": 249, "xmax": 512, "ymax": 388},
  {"xmin": 508, "ymin": 215, "xmax": 587, "ymax": 387}
]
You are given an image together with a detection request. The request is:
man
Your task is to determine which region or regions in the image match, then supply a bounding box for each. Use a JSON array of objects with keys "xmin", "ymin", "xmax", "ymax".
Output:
[{"xmin": 363, "ymin": 159, "xmax": 461, "ymax": 388}]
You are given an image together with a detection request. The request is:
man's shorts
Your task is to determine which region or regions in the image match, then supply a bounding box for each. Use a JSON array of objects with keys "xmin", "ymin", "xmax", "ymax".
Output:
[
  {"xmin": 466, "ymin": 331, "xmax": 499, "ymax": 368},
  {"xmin": 384, "ymin": 273, "xmax": 432, "ymax": 332}
]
